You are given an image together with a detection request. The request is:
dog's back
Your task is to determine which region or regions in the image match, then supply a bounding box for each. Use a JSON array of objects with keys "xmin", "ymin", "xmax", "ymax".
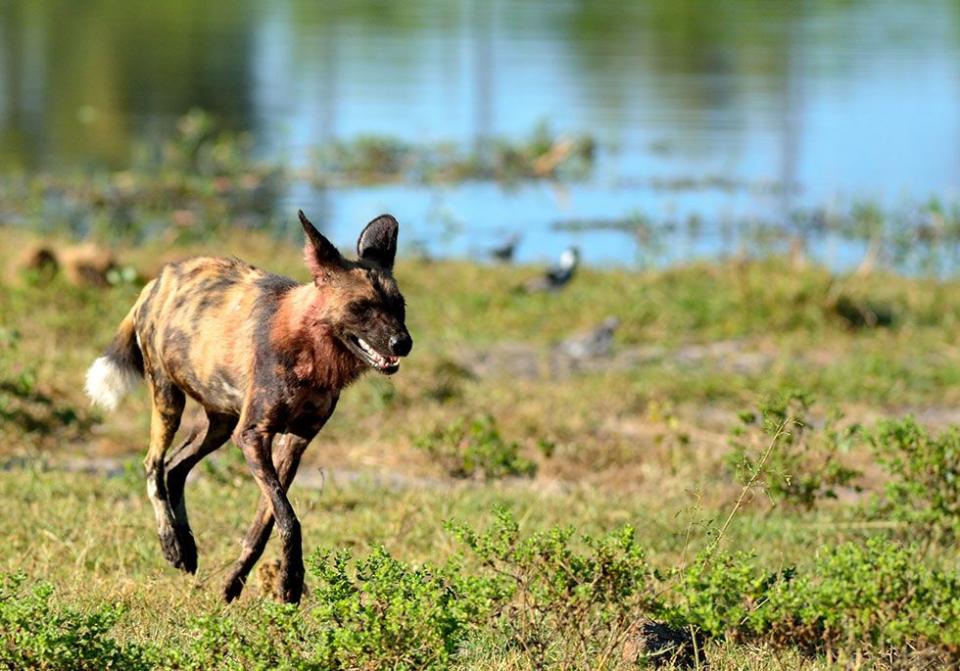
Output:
[{"xmin": 132, "ymin": 256, "xmax": 295, "ymax": 414}]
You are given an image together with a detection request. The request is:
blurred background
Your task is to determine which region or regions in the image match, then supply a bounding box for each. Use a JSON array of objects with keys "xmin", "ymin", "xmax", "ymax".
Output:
[{"xmin": 3, "ymin": 0, "xmax": 960, "ymax": 269}]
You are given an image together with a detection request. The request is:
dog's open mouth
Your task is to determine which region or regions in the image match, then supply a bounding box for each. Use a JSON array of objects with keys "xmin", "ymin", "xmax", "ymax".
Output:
[{"xmin": 348, "ymin": 335, "xmax": 401, "ymax": 374}]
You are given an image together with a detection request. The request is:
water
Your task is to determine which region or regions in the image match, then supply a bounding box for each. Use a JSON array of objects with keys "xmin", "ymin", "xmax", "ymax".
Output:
[{"xmin": 1, "ymin": 0, "xmax": 959, "ymax": 267}]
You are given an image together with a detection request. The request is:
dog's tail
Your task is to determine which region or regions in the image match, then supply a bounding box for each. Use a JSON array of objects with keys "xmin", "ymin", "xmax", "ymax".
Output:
[{"xmin": 85, "ymin": 302, "xmax": 144, "ymax": 411}]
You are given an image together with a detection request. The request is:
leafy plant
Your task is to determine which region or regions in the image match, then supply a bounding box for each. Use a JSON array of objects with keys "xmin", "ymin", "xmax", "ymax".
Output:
[
  {"xmin": 665, "ymin": 550, "xmax": 786, "ymax": 640},
  {"xmin": 421, "ymin": 358, "xmax": 474, "ymax": 404},
  {"xmin": 754, "ymin": 537, "xmax": 960, "ymax": 654},
  {"xmin": 167, "ymin": 605, "xmax": 309, "ymax": 671},
  {"xmin": 0, "ymin": 573, "xmax": 152, "ymax": 671},
  {"xmin": 415, "ymin": 415, "xmax": 536, "ymax": 480},
  {"xmin": 663, "ymin": 538, "xmax": 960, "ymax": 664},
  {"xmin": 868, "ymin": 417, "xmax": 960, "ymax": 543},
  {"xmin": 449, "ymin": 508, "xmax": 655, "ymax": 668},
  {"xmin": 171, "ymin": 546, "xmax": 506, "ymax": 671},
  {"xmin": 726, "ymin": 390, "xmax": 862, "ymax": 510},
  {"xmin": 306, "ymin": 547, "xmax": 507, "ymax": 670}
]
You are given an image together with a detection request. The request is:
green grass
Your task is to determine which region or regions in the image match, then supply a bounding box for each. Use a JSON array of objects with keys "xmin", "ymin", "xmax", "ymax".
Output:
[
  {"xmin": 1, "ymin": 464, "xmax": 958, "ymax": 669},
  {"xmin": 5, "ymin": 229, "xmax": 960, "ymax": 668}
]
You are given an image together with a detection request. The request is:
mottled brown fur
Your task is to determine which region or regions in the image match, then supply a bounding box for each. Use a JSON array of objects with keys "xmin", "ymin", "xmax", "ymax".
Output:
[{"xmin": 90, "ymin": 211, "xmax": 411, "ymax": 603}]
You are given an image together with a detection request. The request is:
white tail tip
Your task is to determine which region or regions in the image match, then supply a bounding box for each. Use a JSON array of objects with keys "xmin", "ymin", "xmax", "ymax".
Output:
[{"xmin": 85, "ymin": 356, "xmax": 140, "ymax": 411}]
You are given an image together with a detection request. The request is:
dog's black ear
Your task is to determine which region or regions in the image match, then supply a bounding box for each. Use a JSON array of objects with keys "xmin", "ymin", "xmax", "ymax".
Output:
[
  {"xmin": 357, "ymin": 214, "xmax": 399, "ymax": 271},
  {"xmin": 299, "ymin": 210, "xmax": 342, "ymax": 279}
]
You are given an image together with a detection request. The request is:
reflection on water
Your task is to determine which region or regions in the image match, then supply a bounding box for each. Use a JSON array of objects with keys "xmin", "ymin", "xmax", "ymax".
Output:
[{"xmin": 1, "ymin": 0, "xmax": 959, "ymax": 266}]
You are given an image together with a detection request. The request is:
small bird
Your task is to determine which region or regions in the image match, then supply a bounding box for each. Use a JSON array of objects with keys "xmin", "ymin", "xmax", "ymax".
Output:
[
  {"xmin": 489, "ymin": 233, "xmax": 521, "ymax": 262},
  {"xmin": 522, "ymin": 247, "xmax": 580, "ymax": 293},
  {"xmin": 560, "ymin": 316, "xmax": 619, "ymax": 359}
]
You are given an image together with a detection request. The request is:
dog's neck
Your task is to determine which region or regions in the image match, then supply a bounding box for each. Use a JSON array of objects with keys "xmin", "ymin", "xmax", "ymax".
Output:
[{"xmin": 270, "ymin": 284, "xmax": 367, "ymax": 390}]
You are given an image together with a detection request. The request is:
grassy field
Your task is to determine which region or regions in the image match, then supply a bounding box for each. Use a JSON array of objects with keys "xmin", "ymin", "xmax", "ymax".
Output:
[{"xmin": 2, "ymin": 227, "xmax": 960, "ymax": 669}]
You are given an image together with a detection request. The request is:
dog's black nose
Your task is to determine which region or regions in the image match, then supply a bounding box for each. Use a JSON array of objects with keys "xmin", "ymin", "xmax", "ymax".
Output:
[{"xmin": 389, "ymin": 333, "xmax": 412, "ymax": 356}]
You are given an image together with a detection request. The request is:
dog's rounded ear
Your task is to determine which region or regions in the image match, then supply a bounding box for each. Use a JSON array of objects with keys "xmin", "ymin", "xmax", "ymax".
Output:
[
  {"xmin": 299, "ymin": 210, "xmax": 342, "ymax": 279},
  {"xmin": 357, "ymin": 214, "xmax": 399, "ymax": 271}
]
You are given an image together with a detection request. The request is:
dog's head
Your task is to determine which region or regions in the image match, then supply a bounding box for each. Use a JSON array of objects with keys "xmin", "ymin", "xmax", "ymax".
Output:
[{"xmin": 299, "ymin": 210, "xmax": 412, "ymax": 375}]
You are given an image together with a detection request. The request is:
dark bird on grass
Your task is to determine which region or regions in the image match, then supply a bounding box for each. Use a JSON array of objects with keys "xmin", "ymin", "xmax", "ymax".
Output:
[
  {"xmin": 489, "ymin": 233, "xmax": 521, "ymax": 262},
  {"xmin": 560, "ymin": 316, "xmax": 619, "ymax": 359},
  {"xmin": 521, "ymin": 246, "xmax": 580, "ymax": 293}
]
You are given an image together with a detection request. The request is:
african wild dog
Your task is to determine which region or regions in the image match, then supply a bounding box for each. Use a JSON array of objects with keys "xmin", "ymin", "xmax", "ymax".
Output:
[{"xmin": 84, "ymin": 211, "xmax": 412, "ymax": 603}]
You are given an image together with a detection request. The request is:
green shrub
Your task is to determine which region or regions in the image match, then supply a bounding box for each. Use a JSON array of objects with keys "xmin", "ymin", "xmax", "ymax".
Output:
[
  {"xmin": 450, "ymin": 508, "xmax": 655, "ymax": 667},
  {"xmin": 168, "ymin": 606, "xmax": 307, "ymax": 671},
  {"xmin": 0, "ymin": 573, "xmax": 152, "ymax": 671},
  {"xmin": 756, "ymin": 537, "xmax": 960, "ymax": 653},
  {"xmin": 869, "ymin": 417, "xmax": 960, "ymax": 543},
  {"xmin": 167, "ymin": 546, "xmax": 507, "ymax": 671},
  {"xmin": 176, "ymin": 512, "xmax": 656, "ymax": 670},
  {"xmin": 415, "ymin": 415, "xmax": 536, "ymax": 480},
  {"xmin": 306, "ymin": 546, "xmax": 508, "ymax": 670},
  {"xmin": 665, "ymin": 551, "xmax": 785, "ymax": 639},
  {"xmin": 665, "ymin": 538, "xmax": 960, "ymax": 663},
  {"xmin": 726, "ymin": 390, "xmax": 862, "ymax": 510},
  {"xmin": 420, "ymin": 358, "xmax": 474, "ymax": 404}
]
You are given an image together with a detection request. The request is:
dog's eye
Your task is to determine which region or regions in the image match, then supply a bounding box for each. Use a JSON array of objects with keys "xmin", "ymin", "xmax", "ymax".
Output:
[{"xmin": 351, "ymin": 300, "xmax": 377, "ymax": 321}]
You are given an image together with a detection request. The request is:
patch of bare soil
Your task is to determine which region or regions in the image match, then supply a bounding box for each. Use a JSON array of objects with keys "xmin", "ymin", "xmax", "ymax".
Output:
[{"xmin": 465, "ymin": 338, "xmax": 777, "ymax": 380}]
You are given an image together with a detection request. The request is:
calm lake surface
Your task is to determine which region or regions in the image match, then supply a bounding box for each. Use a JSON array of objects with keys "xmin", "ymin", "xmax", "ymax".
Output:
[{"xmin": 2, "ymin": 0, "xmax": 959, "ymax": 267}]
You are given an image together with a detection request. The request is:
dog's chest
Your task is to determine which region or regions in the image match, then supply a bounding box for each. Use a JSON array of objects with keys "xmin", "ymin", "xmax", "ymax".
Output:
[{"xmin": 287, "ymin": 388, "xmax": 338, "ymax": 426}]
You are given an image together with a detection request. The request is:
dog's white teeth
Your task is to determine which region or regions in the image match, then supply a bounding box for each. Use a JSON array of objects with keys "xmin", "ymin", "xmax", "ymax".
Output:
[{"xmin": 356, "ymin": 337, "xmax": 397, "ymax": 369}]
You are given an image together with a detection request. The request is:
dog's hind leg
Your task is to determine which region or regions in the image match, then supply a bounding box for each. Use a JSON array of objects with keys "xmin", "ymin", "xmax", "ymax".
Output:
[
  {"xmin": 163, "ymin": 410, "xmax": 237, "ymax": 574},
  {"xmin": 143, "ymin": 378, "xmax": 189, "ymax": 572},
  {"xmin": 222, "ymin": 433, "xmax": 311, "ymax": 602}
]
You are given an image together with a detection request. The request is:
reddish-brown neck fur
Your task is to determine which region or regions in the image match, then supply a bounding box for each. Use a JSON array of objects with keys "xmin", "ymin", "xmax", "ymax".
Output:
[{"xmin": 271, "ymin": 284, "xmax": 367, "ymax": 391}]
